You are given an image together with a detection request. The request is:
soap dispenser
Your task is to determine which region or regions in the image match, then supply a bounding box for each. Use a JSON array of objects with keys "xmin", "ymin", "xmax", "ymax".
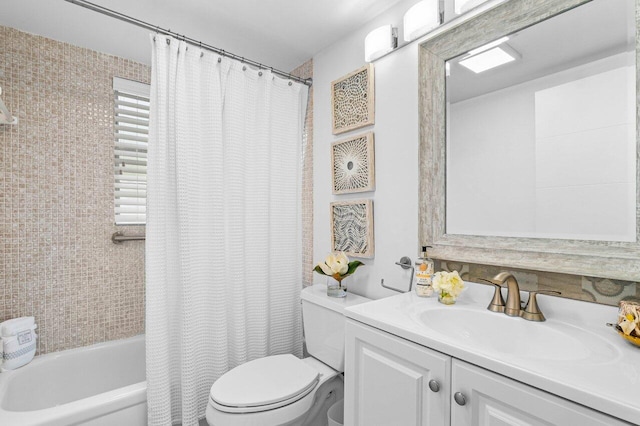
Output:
[{"xmin": 415, "ymin": 245, "xmax": 434, "ymax": 297}]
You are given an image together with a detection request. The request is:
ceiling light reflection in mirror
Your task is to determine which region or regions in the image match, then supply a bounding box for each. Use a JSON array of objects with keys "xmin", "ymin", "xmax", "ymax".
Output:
[
  {"xmin": 458, "ymin": 37, "xmax": 520, "ymax": 73},
  {"xmin": 445, "ymin": 0, "xmax": 636, "ymax": 242}
]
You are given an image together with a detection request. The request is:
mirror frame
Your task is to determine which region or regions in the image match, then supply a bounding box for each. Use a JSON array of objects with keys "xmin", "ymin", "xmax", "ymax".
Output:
[{"xmin": 418, "ymin": 0, "xmax": 640, "ymax": 281}]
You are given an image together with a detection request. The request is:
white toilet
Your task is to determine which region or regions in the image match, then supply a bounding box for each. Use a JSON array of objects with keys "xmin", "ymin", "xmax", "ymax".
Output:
[{"xmin": 206, "ymin": 284, "xmax": 370, "ymax": 426}]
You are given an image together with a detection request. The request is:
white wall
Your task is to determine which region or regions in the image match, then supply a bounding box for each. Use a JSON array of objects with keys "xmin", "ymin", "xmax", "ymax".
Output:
[
  {"xmin": 534, "ymin": 62, "xmax": 636, "ymax": 242},
  {"xmin": 448, "ymin": 52, "xmax": 635, "ymax": 241},
  {"xmin": 311, "ymin": 0, "xmax": 637, "ymax": 298},
  {"xmin": 311, "ymin": 0, "xmax": 509, "ymax": 299},
  {"xmin": 312, "ymin": 0, "xmax": 421, "ymax": 299},
  {"xmin": 448, "ymin": 83, "xmax": 537, "ymax": 236}
]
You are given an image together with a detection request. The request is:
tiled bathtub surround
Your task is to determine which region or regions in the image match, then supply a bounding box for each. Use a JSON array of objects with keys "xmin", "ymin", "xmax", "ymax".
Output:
[
  {"xmin": 290, "ymin": 59, "xmax": 314, "ymax": 286},
  {"xmin": 0, "ymin": 26, "xmax": 150, "ymax": 354}
]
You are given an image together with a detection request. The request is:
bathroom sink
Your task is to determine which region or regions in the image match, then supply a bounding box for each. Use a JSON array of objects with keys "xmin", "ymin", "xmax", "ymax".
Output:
[{"xmin": 415, "ymin": 307, "xmax": 617, "ymax": 362}]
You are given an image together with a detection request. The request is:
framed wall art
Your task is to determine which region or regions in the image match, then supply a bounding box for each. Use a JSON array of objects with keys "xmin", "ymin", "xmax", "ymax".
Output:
[
  {"xmin": 331, "ymin": 64, "xmax": 375, "ymax": 135},
  {"xmin": 331, "ymin": 132, "xmax": 375, "ymax": 194},
  {"xmin": 330, "ymin": 199, "xmax": 374, "ymax": 258}
]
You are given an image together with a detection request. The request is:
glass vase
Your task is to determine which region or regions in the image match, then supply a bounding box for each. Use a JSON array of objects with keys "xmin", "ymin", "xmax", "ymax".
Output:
[
  {"xmin": 327, "ymin": 277, "xmax": 347, "ymax": 298},
  {"xmin": 438, "ymin": 291, "xmax": 456, "ymax": 305},
  {"xmin": 415, "ymin": 283, "xmax": 433, "ymax": 297}
]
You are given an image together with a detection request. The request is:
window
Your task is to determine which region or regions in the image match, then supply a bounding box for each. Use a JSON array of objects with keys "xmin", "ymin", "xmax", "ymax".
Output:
[{"xmin": 113, "ymin": 77, "xmax": 150, "ymax": 225}]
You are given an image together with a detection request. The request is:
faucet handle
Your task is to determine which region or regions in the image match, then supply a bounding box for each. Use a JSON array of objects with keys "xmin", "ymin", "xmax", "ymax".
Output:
[
  {"xmin": 480, "ymin": 279, "xmax": 506, "ymax": 313},
  {"xmin": 522, "ymin": 290, "xmax": 561, "ymax": 322}
]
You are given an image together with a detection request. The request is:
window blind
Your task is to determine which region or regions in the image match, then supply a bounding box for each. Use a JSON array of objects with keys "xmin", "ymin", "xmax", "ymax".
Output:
[{"xmin": 113, "ymin": 77, "xmax": 150, "ymax": 225}]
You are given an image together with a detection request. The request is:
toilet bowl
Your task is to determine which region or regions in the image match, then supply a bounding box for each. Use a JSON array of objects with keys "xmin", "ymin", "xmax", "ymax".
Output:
[{"xmin": 206, "ymin": 284, "xmax": 371, "ymax": 426}]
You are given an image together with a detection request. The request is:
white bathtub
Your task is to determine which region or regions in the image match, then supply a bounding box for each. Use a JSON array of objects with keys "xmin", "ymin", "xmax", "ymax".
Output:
[{"xmin": 0, "ymin": 335, "xmax": 146, "ymax": 426}]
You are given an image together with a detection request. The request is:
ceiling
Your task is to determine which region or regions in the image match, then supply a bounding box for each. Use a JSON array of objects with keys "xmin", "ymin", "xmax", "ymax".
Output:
[{"xmin": 0, "ymin": 0, "xmax": 404, "ymax": 71}]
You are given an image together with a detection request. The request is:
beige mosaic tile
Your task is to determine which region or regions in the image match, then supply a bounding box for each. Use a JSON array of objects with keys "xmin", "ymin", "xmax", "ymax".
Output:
[
  {"xmin": 0, "ymin": 28, "xmax": 316, "ymax": 354},
  {"xmin": 290, "ymin": 59, "xmax": 314, "ymax": 287},
  {"xmin": 0, "ymin": 26, "xmax": 149, "ymax": 354}
]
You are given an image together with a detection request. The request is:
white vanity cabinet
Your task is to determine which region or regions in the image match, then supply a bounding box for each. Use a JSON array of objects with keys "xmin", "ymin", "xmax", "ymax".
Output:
[
  {"xmin": 344, "ymin": 319, "xmax": 451, "ymax": 426},
  {"xmin": 345, "ymin": 319, "xmax": 631, "ymax": 426},
  {"xmin": 450, "ymin": 359, "xmax": 629, "ymax": 426}
]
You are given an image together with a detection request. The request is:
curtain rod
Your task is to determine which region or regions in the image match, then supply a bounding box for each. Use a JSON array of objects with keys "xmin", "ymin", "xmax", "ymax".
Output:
[{"xmin": 64, "ymin": 0, "xmax": 312, "ymax": 87}]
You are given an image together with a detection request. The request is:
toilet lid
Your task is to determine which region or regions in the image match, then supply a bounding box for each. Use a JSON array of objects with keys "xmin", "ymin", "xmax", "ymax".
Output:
[{"xmin": 210, "ymin": 354, "xmax": 319, "ymax": 409}]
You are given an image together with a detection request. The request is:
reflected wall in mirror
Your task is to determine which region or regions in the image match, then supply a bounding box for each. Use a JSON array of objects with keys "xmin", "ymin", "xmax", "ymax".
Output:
[
  {"xmin": 446, "ymin": 0, "xmax": 636, "ymax": 242},
  {"xmin": 418, "ymin": 0, "xmax": 640, "ymax": 286}
]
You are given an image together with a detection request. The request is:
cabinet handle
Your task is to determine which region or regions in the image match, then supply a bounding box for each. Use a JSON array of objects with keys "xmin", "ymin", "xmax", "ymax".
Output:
[
  {"xmin": 454, "ymin": 392, "xmax": 467, "ymax": 406},
  {"xmin": 428, "ymin": 380, "xmax": 440, "ymax": 392}
]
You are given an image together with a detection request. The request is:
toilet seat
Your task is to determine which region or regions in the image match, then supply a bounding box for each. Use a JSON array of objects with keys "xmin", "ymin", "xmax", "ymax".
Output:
[
  {"xmin": 207, "ymin": 356, "xmax": 341, "ymax": 426},
  {"xmin": 210, "ymin": 354, "xmax": 319, "ymax": 414}
]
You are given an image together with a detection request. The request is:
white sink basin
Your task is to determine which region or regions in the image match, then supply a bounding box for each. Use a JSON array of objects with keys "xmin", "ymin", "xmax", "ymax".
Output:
[{"xmin": 416, "ymin": 307, "xmax": 617, "ymax": 362}]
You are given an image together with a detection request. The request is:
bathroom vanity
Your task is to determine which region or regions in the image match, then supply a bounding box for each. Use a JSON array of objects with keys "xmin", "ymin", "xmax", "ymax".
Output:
[{"xmin": 343, "ymin": 283, "xmax": 640, "ymax": 426}]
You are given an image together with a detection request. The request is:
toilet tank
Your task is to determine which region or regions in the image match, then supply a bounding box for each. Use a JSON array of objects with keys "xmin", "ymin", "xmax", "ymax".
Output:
[{"xmin": 301, "ymin": 284, "xmax": 371, "ymax": 372}]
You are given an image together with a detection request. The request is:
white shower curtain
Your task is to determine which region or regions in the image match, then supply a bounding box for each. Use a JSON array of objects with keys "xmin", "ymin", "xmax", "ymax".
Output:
[{"xmin": 146, "ymin": 35, "xmax": 308, "ymax": 426}]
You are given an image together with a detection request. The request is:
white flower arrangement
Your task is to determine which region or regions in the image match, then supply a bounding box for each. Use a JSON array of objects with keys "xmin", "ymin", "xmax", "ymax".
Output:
[
  {"xmin": 313, "ymin": 252, "xmax": 364, "ymax": 283},
  {"xmin": 432, "ymin": 270, "xmax": 465, "ymax": 300}
]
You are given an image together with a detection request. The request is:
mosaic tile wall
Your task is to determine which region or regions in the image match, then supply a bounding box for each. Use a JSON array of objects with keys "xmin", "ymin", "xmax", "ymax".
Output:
[
  {"xmin": 0, "ymin": 26, "xmax": 149, "ymax": 354},
  {"xmin": 436, "ymin": 260, "xmax": 640, "ymax": 306},
  {"xmin": 290, "ymin": 60, "xmax": 314, "ymax": 286}
]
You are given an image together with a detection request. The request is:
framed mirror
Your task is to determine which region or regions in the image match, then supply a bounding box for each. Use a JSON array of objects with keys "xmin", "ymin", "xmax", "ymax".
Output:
[{"xmin": 418, "ymin": 0, "xmax": 640, "ymax": 281}]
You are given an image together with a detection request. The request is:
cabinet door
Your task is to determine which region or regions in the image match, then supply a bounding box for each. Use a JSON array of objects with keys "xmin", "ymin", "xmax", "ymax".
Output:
[
  {"xmin": 451, "ymin": 359, "xmax": 630, "ymax": 426},
  {"xmin": 344, "ymin": 319, "xmax": 451, "ymax": 426}
]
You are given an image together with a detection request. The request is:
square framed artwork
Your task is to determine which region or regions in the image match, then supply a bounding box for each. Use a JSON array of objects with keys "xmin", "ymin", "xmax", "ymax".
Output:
[
  {"xmin": 330, "ymin": 199, "xmax": 374, "ymax": 258},
  {"xmin": 331, "ymin": 132, "xmax": 375, "ymax": 194},
  {"xmin": 331, "ymin": 64, "xmax": 375, "ymax": 135}
]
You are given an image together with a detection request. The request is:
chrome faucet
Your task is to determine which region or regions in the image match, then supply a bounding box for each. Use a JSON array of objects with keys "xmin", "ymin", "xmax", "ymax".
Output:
[{"xmin": 485, "ymin": 272, "xmax": 522, "ymax": 317}]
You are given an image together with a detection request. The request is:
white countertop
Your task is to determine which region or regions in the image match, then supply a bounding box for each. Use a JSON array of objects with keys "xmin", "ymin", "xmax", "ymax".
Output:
[{"xmin": 344, "ymin": 282, "xmax": 640, "ymax": 425}]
